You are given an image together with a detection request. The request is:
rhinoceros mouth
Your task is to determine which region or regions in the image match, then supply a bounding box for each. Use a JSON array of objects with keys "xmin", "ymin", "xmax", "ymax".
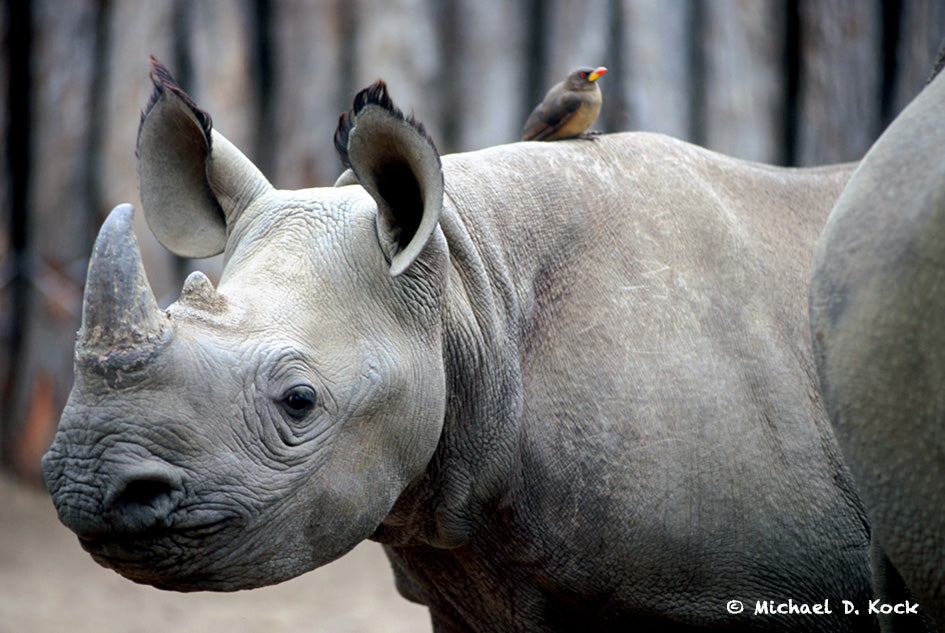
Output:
[
  {"xmin": 79, "ymin": 518, "xmax": 231, "ymax": 571},
  {"xmin": 79, "ymin": 516, "xmax": 285, "ymax": 592}
]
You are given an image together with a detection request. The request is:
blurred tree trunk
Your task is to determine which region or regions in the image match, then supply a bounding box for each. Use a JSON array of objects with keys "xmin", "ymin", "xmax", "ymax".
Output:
[
  {"xmin": 796, "ymin": 0, "xmax": 883, "ymax": 165},
  {"xmin": 697, "ymin": 0, "xmax": 786, "ymax": 164},
  {"xmin": 2, "ymin": 0, "xmax": 101, "ymax": 482},
  {"xmin": 445, "ymin": 0, "xmax": 530, "ymax": 151},
  {"xmin": 271, "ymin": 0, "xmax": 348, "ymax": 188},
  {"xmin": 889, "ymin": 0, "xmax": 945, "ymax": 119},
  {"xmin": 619, "ymin": 0, "xmax": 692, "ymax": 140},
  {"xmin": 1, "ymin": 0, "xmax": 23, "ymax": 473}
]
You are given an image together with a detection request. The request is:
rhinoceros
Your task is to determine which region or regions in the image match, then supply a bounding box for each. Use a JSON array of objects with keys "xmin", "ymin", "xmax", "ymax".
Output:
[
  {"xmin": 43, "ymin": 59, "xmax": 874, "ymax": 632},
  {"xmin": 810, "ymin": 61, "xmax": 945, "ymax": 632}
]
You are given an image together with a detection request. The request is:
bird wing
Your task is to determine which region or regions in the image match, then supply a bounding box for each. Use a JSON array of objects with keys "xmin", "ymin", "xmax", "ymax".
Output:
[{"xmin": 521, "ymin": 92, "xmax": 582, "ymax": 141}]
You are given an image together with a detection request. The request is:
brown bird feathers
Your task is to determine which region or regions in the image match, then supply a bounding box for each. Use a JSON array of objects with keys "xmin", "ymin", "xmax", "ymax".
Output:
[{"xmin": 522, "ymin": 66, "xmax": 607, "ymax": 141}]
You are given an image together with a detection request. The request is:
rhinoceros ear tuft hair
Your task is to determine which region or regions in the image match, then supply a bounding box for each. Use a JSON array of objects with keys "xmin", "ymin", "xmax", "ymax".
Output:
[
  {"xmin": 139, "ymin": 55, "xmax": 213, "ymax": 154},
  {"xmin": 334, "ymin": 80, "xmax": 438, "ymax": 171}
]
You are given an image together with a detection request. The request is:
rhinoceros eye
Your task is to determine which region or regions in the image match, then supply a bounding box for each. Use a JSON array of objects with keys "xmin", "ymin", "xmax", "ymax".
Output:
[{"xmin": 280, "ymin": 385, "xmax": 317, "ymax": 420}]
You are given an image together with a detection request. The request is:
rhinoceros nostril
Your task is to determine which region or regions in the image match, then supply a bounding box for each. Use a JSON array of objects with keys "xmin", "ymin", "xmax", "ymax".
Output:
[
  {"xmin": 117, "ymin": 478, "xmax": 176, "ymax": 510},
  {"xmin": 106, "ymin": 467, "xmax": 184, "ymax": 531}
]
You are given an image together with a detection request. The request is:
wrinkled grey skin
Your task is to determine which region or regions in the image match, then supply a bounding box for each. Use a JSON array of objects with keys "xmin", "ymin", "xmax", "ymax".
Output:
[
  {"xmin": 811, "ymin": 65, "xmax": 945, "ymax": 632},
  {"xmin": 44, "ymin": 64, "xmax": 874, "ymax": 632}
]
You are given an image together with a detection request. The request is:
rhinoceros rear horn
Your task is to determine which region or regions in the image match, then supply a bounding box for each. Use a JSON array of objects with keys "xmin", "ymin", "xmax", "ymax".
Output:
[{"xmin": 78, "ymin": 204, "xmax": 168, "ymax": 356}]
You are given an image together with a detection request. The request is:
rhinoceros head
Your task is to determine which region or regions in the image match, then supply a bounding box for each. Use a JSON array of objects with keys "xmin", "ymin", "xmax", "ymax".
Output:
[{"xmin": 42, "ymin": 59, "xmax": 448, "ymax": 591}]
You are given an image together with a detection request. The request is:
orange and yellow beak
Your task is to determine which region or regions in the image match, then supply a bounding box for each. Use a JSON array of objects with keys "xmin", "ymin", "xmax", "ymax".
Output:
[{"xmin": 588, "ymin": 66, "xmax": 608, "ymax": 82}]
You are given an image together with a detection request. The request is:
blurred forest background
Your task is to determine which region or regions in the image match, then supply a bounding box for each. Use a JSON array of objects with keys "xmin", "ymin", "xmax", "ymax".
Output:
[{"xmin": 1, "ymin": 0, "xmax": 944, "ymax": 482}]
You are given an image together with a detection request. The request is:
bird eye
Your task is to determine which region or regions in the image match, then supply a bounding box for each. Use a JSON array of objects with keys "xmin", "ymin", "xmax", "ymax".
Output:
[
  {"xmin": 580, "ymin": 72, "xmax": 587, "ymax": 78},
  {"xmin": 280, "ymin": 386, "xmax": 317, "ymax": 420}
]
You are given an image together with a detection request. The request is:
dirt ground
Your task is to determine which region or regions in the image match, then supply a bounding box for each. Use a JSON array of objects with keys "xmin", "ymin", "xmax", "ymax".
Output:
[{"xmin": 0, "ymin": 473, "xmax": 430, "ymax": 633}]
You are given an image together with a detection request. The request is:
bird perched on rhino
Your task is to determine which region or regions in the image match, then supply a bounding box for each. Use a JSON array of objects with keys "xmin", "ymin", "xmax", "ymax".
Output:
[{"xmin": 521, "ymin": 66, "xmax": 607, "ymax": 141}]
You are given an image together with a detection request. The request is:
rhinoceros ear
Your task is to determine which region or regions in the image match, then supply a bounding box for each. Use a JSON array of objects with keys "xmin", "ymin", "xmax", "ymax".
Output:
[
  {"xmin": 137, "ymin": 56, "xmax": 272, "ymax": 258},
  {"xmin": 334, "ymin": 81, "xmax": 443, "ymax": 277}
]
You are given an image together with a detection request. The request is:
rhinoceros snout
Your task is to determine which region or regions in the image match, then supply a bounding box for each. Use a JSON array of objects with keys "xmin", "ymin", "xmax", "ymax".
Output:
[{"xmin": 46, "ymin": 455, "xmax": 186, "ymax": 540}]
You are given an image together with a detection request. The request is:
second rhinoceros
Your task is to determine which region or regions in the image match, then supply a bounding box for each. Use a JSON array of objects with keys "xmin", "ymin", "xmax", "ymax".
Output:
[
  {"xmin": 43, "ymin": 60, "xmax": 873, "ymax": 632},
  {"xmin": 811, "ymin": 60, "xmax": 945, "ymax": 632}
]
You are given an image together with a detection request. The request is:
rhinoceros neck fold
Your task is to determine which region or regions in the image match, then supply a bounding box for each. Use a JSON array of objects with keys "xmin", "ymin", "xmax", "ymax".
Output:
[{"xmin": 77, "ymin": 204, "xmax": 170, "ymax": 366}]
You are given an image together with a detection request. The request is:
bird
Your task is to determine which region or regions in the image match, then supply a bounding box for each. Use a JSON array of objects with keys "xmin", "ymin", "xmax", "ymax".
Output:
[{"xmin": 521, "ymin": 66, "xmax": 607, "ymax": 141}]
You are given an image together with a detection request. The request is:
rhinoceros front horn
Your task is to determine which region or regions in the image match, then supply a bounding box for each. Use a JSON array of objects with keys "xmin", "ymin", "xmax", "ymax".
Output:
[{"xmin": 77, "ymin": 204, "xmax": 169, "ymax": 363}]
